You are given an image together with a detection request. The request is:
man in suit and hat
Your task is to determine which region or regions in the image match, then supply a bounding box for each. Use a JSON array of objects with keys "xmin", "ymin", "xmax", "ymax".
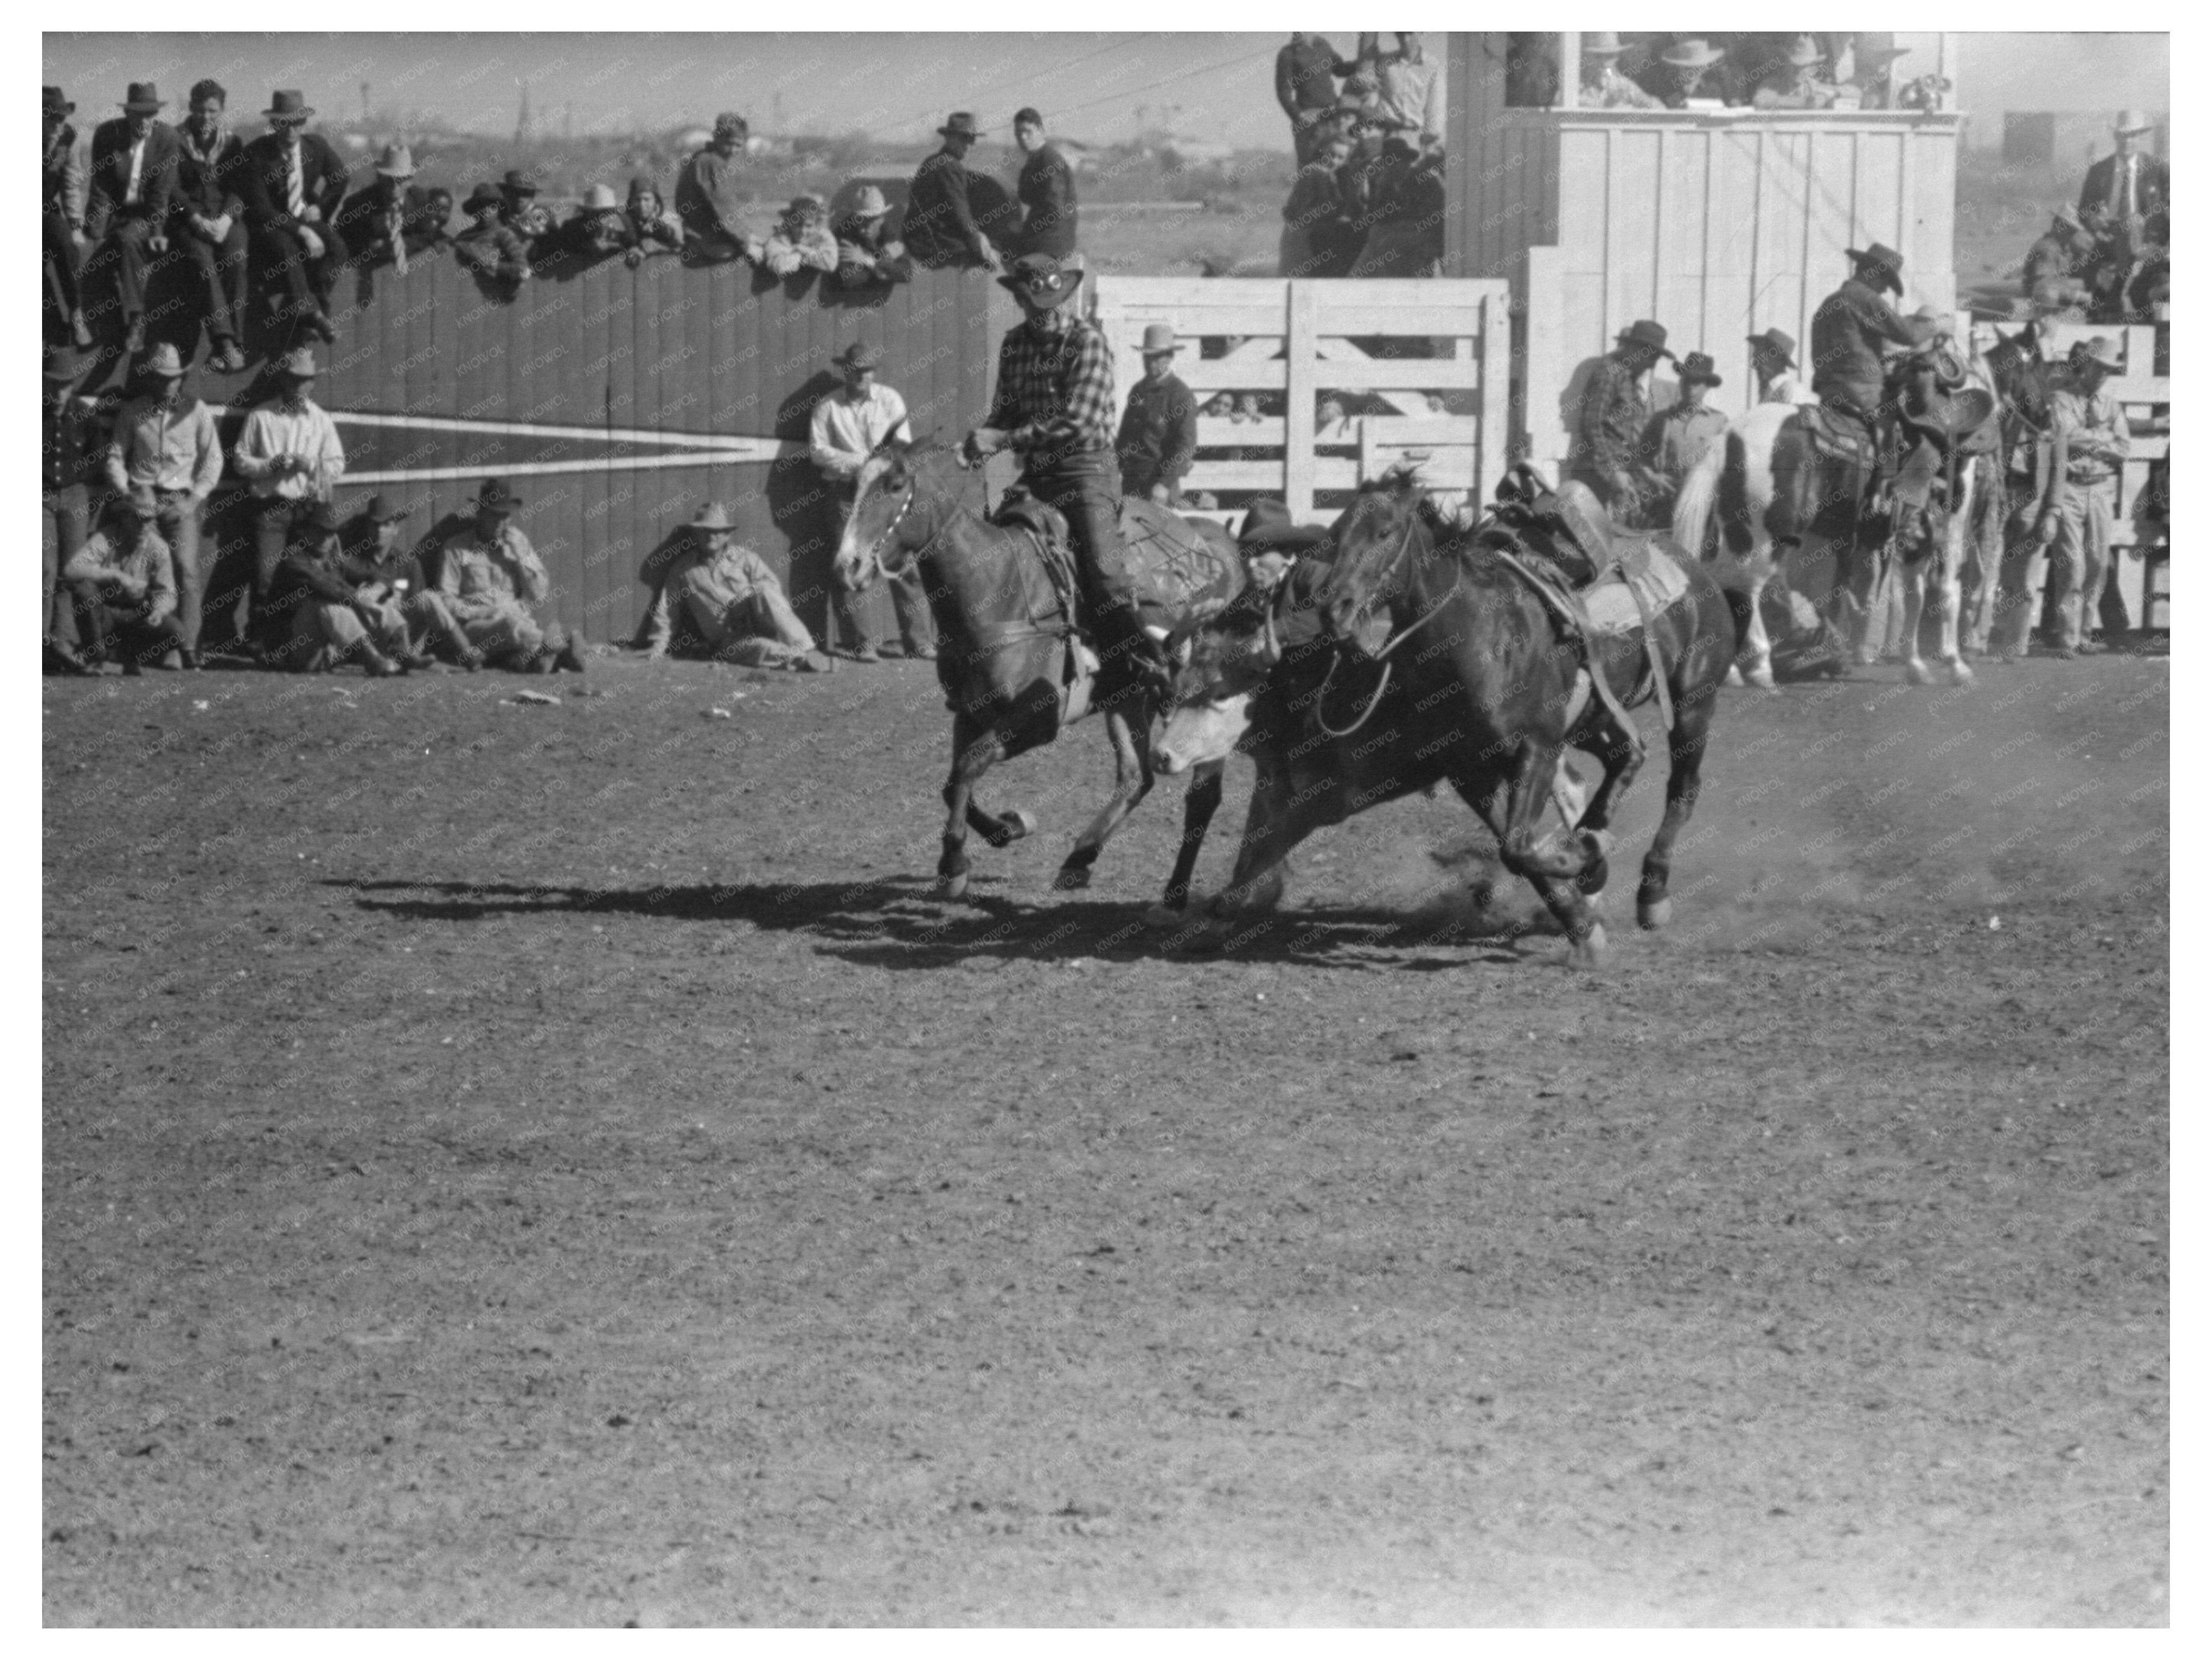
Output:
[
  {"xmin": 966, "ymin": 251, "xmax": 1170, "ymax": 699},
  {"xmin": 1572, "ymin": 319, "xmax": 1675, "ymax": 525},
  {"xmin": 167, "ymin": 79, "xmax": 250, "ymax": 372},
  {"xmin": 2079, "ymin": 112, "xmax": 2166, "ymax": 231},
  {"xmin": 831, "ymin": 186, "xmax": 909, "ymax": 287},
  {"xmin": 43, "ymin": 86, "xmax": 93, "ymax": 349},
  {"xmin": 61, "ymin": 488, "xmax": 181, "ymax": 674},
  {"xmin": 238, "ymin": 89, "xmax": 349, "ymax": 344},
  {"xmin": 1578, "ymin": 34, "xmax": 1659, "ymax": 109},
  {"xmin": 2039, "ymin": 336, "xmax": 2132, "ymax": 656},
  {"xmin": 1116, "ymin": 325, "xmax": 1201, "ymax": 508},
  {"xmin": 455, "ymin": 182, "xmax": 533, "ymax": 287},
  {"xmin": 83, "ymin": 81, "xmax": 182, "ymax": 355},
  {"xmin": 104, "ymin": 342, "xmax": 222, "ymax": 668},
  {"xmin": 1642, "ymin": 352, "xmax": 1731, "ymax": 514},
  {"xmin": 336, "ymin": 143, "xmax": 448, "ymax": 275},
  {"xmin": 639, "ymin": 501, "xmax": 824, "ymax": 671},
  {"xmin": 419, "ymin": 479, "xmax": 587, "ymax": 673},
  {"xmin": 809, "ymin": 342, "xmax": 931, "ymax": 662},
  {"xmin": 1809, "ymin": 243, "xmax": 1930, "ymax": 440},
  {"xmin": 903, "ymin": 113, "xmax": 1001, "ymax": 273},
  {"xmin": 231, "ymin": 346, "xmax": 346, "ymax": 650},
  {"xmin": 1013, "ymin": 107, "xmax": 1080, "ymax": 261},
  {"xmin": 1637, "ymin": 38, "xmax": 1728, "ymax": 109},
  {"xmin": 676, "ymin": 113, "xmax": 762, "ymax": 262},
  {"xmin": 264, "ymin": 500, "xmax": 422, "ymax": 676},
  {"xmin": 1749, "ymin": 328, "xmax": 1814, "ymax": 406}
]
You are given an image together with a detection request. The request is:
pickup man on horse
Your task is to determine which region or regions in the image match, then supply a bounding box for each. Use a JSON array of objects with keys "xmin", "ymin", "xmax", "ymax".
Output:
[{"xmin": 963, "ymin": 251, "xmax": 1171, "ymax": 701}]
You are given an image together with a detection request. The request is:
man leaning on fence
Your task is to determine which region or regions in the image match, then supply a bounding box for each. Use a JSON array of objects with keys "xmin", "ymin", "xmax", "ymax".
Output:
[
  {"xmin": 904, "ymin": 113, "xmax": 1000, "ymax": 273},
  {"xmin": 106, "ymin": 344, "xmax": 222, "ymax": 670},
  {"xmin": 677, "ymin": 114, "xmax": 762, "ymax": 264}
]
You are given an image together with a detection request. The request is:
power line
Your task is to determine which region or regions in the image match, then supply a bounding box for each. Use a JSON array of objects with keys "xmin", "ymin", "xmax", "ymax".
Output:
[
  {"xmin": 864, "ymin": 34, "xmax": 1153, "ymax": 136},
  {"xmin": 1050, "ymin": 45, "xmax": 1278, "ymax": 123}
]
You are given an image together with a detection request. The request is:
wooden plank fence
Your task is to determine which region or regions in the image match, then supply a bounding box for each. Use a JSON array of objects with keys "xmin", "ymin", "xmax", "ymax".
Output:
[{"xmin": 1090, "ymin": 276, "xmax": 1513, "ymax": 524}]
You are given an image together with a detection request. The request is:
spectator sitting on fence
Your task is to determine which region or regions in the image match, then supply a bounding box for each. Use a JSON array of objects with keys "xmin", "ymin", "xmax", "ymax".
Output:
[
  {"xmin": 106, "ymin": 342, "xmax": 223, "ymax": 670},
  {"xmin": 169, "ymin": 80, "xmax": 250, "ymax": 374},
  {"xmin": 335, "ymin": 143, "xmax": 448, "ymax": 278},
  {"xmin": 1749, "ymin": 328, "xmax": 1815, "ymax": 406},
  {"xmin": 2024, "ymin": 205, "xmax": 2093, "ymax": 314},
  {"xmin": 638, "ymin": 502, "xmax": 826, "ymax": 671},
  {"xmin": 1013, "ymin": 107, "xmax": 1079, "ymax": 260},
  {"xmin": 1275, "ymin": 34, "xmax": 1351, "ymax": 165},
  {"xmin": 44, "ymin": 86, "xmax": 92, "ymax": 349},
  {"xmin": 1117, "ymin": 325, "xmax": 1199, "ymax": 507},
  {"xmin": 453, "ymin": 183, "xmax": 533, "ymax": 289},
  {"xmin": 1842, "ymin": 40, "xmax": 1911, "ymax": 110},
  {"xmin": 763, "ymin": 195, "xmax": 838, "ymax": 277},
  {"xmin": 238, "ymin": 89, "xmax": 348, "ymax": 346},
  {"xmin": 1577, "ymin": 34, "xmax": 1659, "ymax": 110},
  {"xmin": 82, "ymin": 81, "xmax": 181, "ymax": 356},
  {"xmin": 903, "ymin": 113, "xmax": 1001, "ymax": 272},
  {"xmin": 545, "ymin": 183, "xmax": 633, "ymax": 264},
  {"xmin": 809, "ymin": 342, "xmax": 931, "ymax": 663},
  {"xmin": 677, "ymin": 113, "xmax": 764, "ymax": 264},
  {"xmin": 1280, "ymin": 130, "xmax": 1357, "ymax": 279},
  {"xmin": 264, "ymin": 499, "xmax": 425, "ymax": 677},
  {"xmin": 831, "ymin": 186, "xmax": 910, "ymax": 287},
  {"xmin": 341, "ymin": 493, "xmax": 478, "ymax": 667},
  {"xmin": 1750, "ymin": 36, "xmax": 1839, "ymax": 110},
  {"xmin": 61, "ymin": 490, "xmax": 179, "ymax": 675},
  {"xmin": 624, "ymin": 178, "xmax": 686, "ymax": 266},
  {"xmin": 1349, "ymin": 124, "xmax": 1445, "ymax": 279},
  {"xmin": 417, "ymin": 479, "xmax": 585, "ymax": 674},
  {"xmin": 498, "ymin": 170, "xmax": 554, "ymax": 250},
  {"xmin": 1335, "ymin": 108, "xmax": 1391, "ymax": 263},
  {"xmin": 1372, "ymin": 33, "xmax": 1444, "ymax": 153}
]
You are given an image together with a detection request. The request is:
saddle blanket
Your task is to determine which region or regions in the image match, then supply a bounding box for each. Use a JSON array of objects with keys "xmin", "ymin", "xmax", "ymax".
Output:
[
  {"xmin": 1798, "ymin": 403, "xmax": 1877, "ymax": 470},
  {"xmin": 991, "ymin": 491, "xmax": 1235, "ymax": 624},
  {"xmin": 1582, "ymin": 540, "xmax": 1693, "ymax": 638}
]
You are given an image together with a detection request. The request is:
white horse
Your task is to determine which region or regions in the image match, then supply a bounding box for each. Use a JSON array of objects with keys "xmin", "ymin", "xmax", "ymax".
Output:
[{"xmin": 1672, "ymin": 403, "xmax": 1795, "ymax": 692}]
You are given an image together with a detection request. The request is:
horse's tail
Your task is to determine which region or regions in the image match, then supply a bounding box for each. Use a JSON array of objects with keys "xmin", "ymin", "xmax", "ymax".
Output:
[
  {"xmin": 1673, "ymin": 435, "xmax": 1725, "ymax": 562},
  {"xmin": 1717, "ymin": 429, "xmax": 1760, "ymax": 557}
]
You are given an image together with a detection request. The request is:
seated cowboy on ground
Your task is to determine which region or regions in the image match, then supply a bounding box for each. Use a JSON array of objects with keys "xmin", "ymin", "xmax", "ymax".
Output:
[
  {"xmin": 414, "ymin": 479, "xmax": 586, "ymax": 673},
  {"xmin": 339, "ymin": 493, "xmax": 477, "ymax": 666},
  {"xmin": 637, "ymin": 502, "xmax": 828, "ymax": 672},
  {"xmin": 60, "ymin": 489, "xmax": 181, "ymax": 674},
  {"xmin": 264, "ymin": 499, "xmax": 427, "ymax": 677}
]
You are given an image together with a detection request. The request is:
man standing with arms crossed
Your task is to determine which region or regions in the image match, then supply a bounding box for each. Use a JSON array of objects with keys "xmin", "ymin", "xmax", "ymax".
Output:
[
  {"xmin": 105, "ymin": 343, "xmax": 222, "ymax": 670},
  {"xmin": 231, "ymin": 346, "xmax": 345, "ymax": 653},
  {"xmin": 809, "ymin": 342, "xmax": 932, "ymax": 663}
]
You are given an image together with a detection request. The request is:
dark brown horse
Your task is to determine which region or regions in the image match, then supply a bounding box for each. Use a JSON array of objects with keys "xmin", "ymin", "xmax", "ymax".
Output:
[{"xmin": 832, "ymin": 439, "xmax": 1242, "ymax": 906}]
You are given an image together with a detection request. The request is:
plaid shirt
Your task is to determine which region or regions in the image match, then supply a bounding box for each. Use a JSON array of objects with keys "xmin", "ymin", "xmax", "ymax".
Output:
[
  {"xmin": 986, "ymin": 310, "xmax": 1117, "ymax": 467},
  {"xmin": 1575, "ymin": 355, "xmax": 1650, "ymax": 475}
]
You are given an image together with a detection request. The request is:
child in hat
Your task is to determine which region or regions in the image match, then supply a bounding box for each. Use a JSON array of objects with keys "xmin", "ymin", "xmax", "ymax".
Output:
[{"xmin": 763, "ymin": 195, "xmax": 838, "ymax": 277}]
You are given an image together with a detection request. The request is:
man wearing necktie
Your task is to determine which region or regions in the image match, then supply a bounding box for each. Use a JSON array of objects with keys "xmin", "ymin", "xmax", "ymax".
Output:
[
  {"xmin": 2079, "ymin": 110, "xmax": 2168, "ymax": 238},
  {"xmin": 83, "ymin": 82, "xmax": 182, "ymax": 355},
  {"xmin": 240, "ymin": 89, "xmax": 349, "ymax": 345}
]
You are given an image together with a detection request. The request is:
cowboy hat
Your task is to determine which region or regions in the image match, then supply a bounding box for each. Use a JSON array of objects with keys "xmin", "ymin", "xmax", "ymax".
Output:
[
  {"xmin": 1139, "ymin": 324, "xmax": 1182, "ymax": 356},
  {"xmin": 688, "ymin": 501, "xmax": 736, "ymax": 531},
  {"xmin": 500, "ymin": 169, "xmax": 539, "ymax": 197},
  {"xmin": 1677, "ymin": 351, "xmax": 1722, "ymax": 388},
  {"xmin": 2069, "ymin": 335, "xmax": 2124, "ymax": 373},
  {"xmin": 1580, "ymin": 32, "xmax": 1625, "ymax": 56},
  {"xmin": 2112, "ymin": 109, "xmax": 2155, "ymax": 136},
  {"xmin": 295, "ymin": 499, "xmax": 346, "ymax": 537},
  {"xmin": 582, "ymin": 182, "xmax": 620, "ymax": 212},
  {"xmin": 2051, "ymin": 203, "xmax": 2086, "ymax": 233},
  {"xmin": 375, "ymin": 143, "xmax": 415, "ymax": 178},
  {"xmin": 116, "ymin": 486, "xmax": 159, "ymax": 521},
  {"xmin": 359, "ymin": 493, "xmax": 411, "ymax": 524},
  {"xmin": 1237, "ymin": 497, "xmax": 1330, "ymax": 555},
  {"xmin": 848, "ymin": 184, "xmax": 891, "ymax": 220},
  {"xmin": 141, "ymin": 342, "xmax": 186, "ymax": 379},
  {"xmin": 462, "ymin": 183, "xmax": 502, "ymax": 215},
  {"xmin": 1615, "ymin": 318, "xmax": 1675, "ymax": 359},
  {"xmin": 44, "ymin": 345, "xmax": 82, "ymax": 384},
  {"xmin": 121, "ymin": 82, "xmax": 166, "ymax": 113},
  {"xmin": 1784, "ymin": 35, "xmax": 1824, "ymax": 68},
  {"xmin": 1746, "ymin": 327, "xmax": 1797, "ymax": 367},
  {"xmin": 1846, "ymin": 242, "xmax": 1905, "ymax": 293},
  {"xmin": 1855, "ymin": 43, "xmax": 1912, "ymax": 64},
  {"xmin": 1660, "ymin": 39, "xmax": 1724, "ymax": 69},
  {"xmin": 475, "ymin": 479, "xmax": 523, "ymax": 512},
  {"xmin": 44, "ymin": 86, "xmax": 75, "ymax": 117},
  {"xmin": 937, "ymin": 112, "xmax": 983, "ymax": 140},
  {"xmin": 263, "ymin": 89, "xmax": 313, "ymax": 122},
  {"xmin": 833, "ymin": 341, "xmax": 881, "ymax": 371},
  {"xmin": 998, "ymin": 252, "xmax": 1084, "ymax": 309},
  {"xmin": 275, "ymin": 346, "xmax": 318, "ymax": 379}
]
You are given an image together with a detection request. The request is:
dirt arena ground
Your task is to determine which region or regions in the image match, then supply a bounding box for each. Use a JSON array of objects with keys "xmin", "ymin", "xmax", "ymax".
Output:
[{"xmin": 43, "ymin": 646, "xmax": 2167, "ymax": 1626}]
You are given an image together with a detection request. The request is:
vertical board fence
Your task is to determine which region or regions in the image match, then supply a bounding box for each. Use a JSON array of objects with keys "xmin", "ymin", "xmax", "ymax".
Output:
[{"xmin": 1089, "ymin": 276, "xmax": 1512, "ymax": 522}]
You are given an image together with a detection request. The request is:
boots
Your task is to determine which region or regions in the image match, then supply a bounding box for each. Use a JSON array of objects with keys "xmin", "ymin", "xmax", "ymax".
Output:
[{"xmin": 1088, "ymin": 600, "xmax": 1171, "ymax": 704}]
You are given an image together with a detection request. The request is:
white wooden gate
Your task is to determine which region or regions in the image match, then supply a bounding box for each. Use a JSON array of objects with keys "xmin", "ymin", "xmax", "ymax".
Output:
[{"xmin": 1089, "ymin": 277, "xmax": 1513, "ymax": 524}]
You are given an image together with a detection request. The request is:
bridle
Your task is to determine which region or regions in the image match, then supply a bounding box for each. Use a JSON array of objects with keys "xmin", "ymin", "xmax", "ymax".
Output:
[
  {"xmin": 1312, "ymin": 501, "xmax": 1465, "ymax": 740},
  {"xmin": 855, "ymin": 472, "xmax": 944, "ymax": 584}
]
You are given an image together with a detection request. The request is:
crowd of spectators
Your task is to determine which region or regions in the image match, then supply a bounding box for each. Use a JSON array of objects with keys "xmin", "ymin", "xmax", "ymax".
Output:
[
  {"xmin": 1273, "ymin": 33, "xmax": 1447, "ymax": 280},
  {"xmin": 1507, "ymin": 33, "xmax": 1948, "ymax": 113}
]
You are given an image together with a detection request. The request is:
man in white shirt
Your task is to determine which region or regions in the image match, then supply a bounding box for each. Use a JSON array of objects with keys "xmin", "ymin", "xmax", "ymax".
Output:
[
  {"xmin": 104, "ymin": 342, "xmax": 221, "ymax": 667},
  {"xmin": 1749, "ymin": 328, "xmax": 1816, "ymax": 407},
  {"xmin": 231, "ymin": 346, "xmax": 346, "ymax": 649},
  {"xmin": 809, "ymin": 341, "xmax": 932, "ymax": 662}
]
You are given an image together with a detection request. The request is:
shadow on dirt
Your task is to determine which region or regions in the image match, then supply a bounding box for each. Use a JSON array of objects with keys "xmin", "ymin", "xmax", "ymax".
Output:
[{"xmin": 334, "ymin": 876, "xmax": 1537, "ymax": 971}]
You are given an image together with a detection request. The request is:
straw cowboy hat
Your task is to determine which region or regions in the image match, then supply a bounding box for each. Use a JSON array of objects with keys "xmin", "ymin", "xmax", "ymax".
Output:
[
  {"xmin": 141, "ymin": 342, "xmax": 187, "ymax": 379},
  {"xmin": 1784, "ymin": 35, "xmax": 1824, "ymax": 68},
  {"xmin": 1746, "ymin": 327, "xmax": 1797, "ymax": 368},
  {"xmin": 121, "ymin": 82, "xmax": 167, "ymax": 113},
  {"xmin": 938, "ymin": 112, "xmax": 983, "ymax": 141},
  {"xmin": 581, "ymin": 182, "xmax": 620, "ymax": 212},
  {"xmin": 2112, "ymin": 109, "xmax": 2155, "ymax": 136},
  {"xmin": 45, "ymin": 86, "xmax": 76, "ymax": 117},
  {"xmin": 1139, "ymin": 324, "xmax": 1182, "ymax": 356},
  {"xmin": 2070, "ymin": 336, "xmax": 2124, "ymax": 373},
  {"xmin": 1847, "ymin": 241, "xmax": 1905, "ymax": 293},
  {"xmin": 833, "ymin": 341, "xmax": 882, "ymax": 371},
  {"xmin": 1615, "ymin": 318, "xmax": 1676, "ymax": 361},
  {"xmin": 275, "ymin": 346, "xmax": 318, "ymax": 379},
  {"xmin": 998, "ymin": 251, "xmax": 1084, "ymax": 309},
  {"xmin": 1581, "ymin": 33, "xmax": 1626, "ymax": 57},
  {"xmin": 1677, "ymin": 351, "xmax": 1722, "ymax": 388},
  {"xmin": 1660, "ymin": 39, "xmax": 1724, "ymax": 69},
  {"xmin": 689, "ymin": 501, "xmax": 737, "ymax": 531},
  {"xmin": 849, "ymin": 185, "xmax": 891, "ymax": 220},
  {"xmin": 263, "ymin": 89, "xmax": 313, "ymax": 122},
  {"xmin": 375, "ymin": 143, "xmax": 416, "ymax": 178}
]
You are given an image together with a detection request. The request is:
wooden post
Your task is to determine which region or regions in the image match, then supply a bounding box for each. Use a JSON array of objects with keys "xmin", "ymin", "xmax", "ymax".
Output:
[
  {"xmin": 1285, "ymin": 280, "xmax": 1319, "ymax": 519},
  {"xmin": 1559, "ymin": 32, "xmax": 1579, "ymax": 110},
  {"xmin": 1936, "ymin": 33, "xmax": 1956, "ymax": 112},
  {"xmin": 1478, "ymin": 288, "xmax": 1510, "ymax": 501}
]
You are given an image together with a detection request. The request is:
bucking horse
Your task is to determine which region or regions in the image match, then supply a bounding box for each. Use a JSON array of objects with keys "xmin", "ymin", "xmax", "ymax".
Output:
[{"xmin": 833, "ymin": 438, "xmax": 1243, "ymax": 905}]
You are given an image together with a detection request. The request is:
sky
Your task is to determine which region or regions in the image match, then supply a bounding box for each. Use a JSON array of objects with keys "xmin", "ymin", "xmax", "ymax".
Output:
[{"xmin": 40, "ymin": 31, "xmax": 2169, "ymax": 148}]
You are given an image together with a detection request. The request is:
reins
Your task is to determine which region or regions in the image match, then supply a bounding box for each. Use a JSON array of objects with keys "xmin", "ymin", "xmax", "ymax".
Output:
[{"xmin": 1312, "ymin": 511, "xmax": 1463, "ymax": 740}]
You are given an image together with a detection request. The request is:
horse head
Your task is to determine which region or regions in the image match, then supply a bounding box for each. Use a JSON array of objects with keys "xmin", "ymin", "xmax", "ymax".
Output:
[
  {"xmin": 1152, "ymin": 592, "xmax": 1273, "ymax": 774},
  {"xmin": 1311, "ymin": 467, "xmax": 1438, "ymax": 641},
  {"xmin": 834, "ymin": 435, "xmax": 962, "ymax": 592}
]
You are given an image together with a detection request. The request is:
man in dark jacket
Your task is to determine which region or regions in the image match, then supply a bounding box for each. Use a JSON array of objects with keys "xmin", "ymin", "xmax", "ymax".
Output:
[
  {"xmin": 1013, "ymin": 107, "xmax": 1079, "ymax": 259},
  {"xmin": 2023, "ymin": 206, "xmax": 2092, "ymax": 313},
  {"xmin": 2079, "ymin": 112, "xmax": 2168, "ymax": 233},
  {"xmin": 1280, "ymin": 131, "xmax": 1356, "ymax": 279},
  {"xmin": 903, "ymin": 112, "xmax": 1001, "ymax": 272},
  {"xmin": 43, "ymin": 86, "xmax": 92, "ymax": 349},
  {"xmin": 238, "ymin": 89, "xmax": 349, "ymax": 343},
  {"xmin": 169, "ymin": 79, "xmax": 249, "ymax": 372},
  {"xmin": 1808, "ymin": 242, "xmax": 1927, "ymax": 436},
  {"xmin": 265, "ymin": 500, "xmax": 421, "ymax": 675},
  {"xmin": 1274, "ymin": 34, "xmax": 1350, "ymax": 164},
  {"xmin": 1117, "ymin": 325, "xmax": 1200, "ymax": 506},
  {"xmin": 1571, "ymin": 319, "xmax": 1674, "ymax": 526},
  {"xmin": 453, "ymin": 182, "xmax": 533, "ymax": 290},
  {"xmin": 335, "ymin": 143, "xmax": 449, "ymax": 275},
  {"xmin": 83, "ymin": 81, "xmax": 181, "ymax": 355}
]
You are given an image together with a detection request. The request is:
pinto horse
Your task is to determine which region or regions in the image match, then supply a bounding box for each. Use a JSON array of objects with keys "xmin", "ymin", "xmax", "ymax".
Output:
[{"xmin": 832, "ymin": 438, "xmax": 1242, "ymax": 906}]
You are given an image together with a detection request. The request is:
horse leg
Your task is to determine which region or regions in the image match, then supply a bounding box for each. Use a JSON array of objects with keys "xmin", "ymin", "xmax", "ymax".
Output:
[
  {"xmin": 1738, "ymin": 546, "xmax": 1780, "ymax": 691},
  {"xmin": 1056, "ymin": 701, "xmax": 1155, "ymax": 890},
  {"xmin": 1899, "ymin": 552, "xmax": 1933, "ymax": 684},
  {"xmin": 937, "ymin": 715, "xmax": 1003, "ymax": 900},
  {"xmin": 1202, "ymin": 757, "xmax": 1310, "ymax": 930},
  {"xmin": 1569, "ymin": 709, "xmax": 1645, "ymax": 896},
  {"xmin": 1938, "ymin": 472, "xmax": 1977, "ymax": 687},
  {"xmin": 1149, "ymin": 758, "xmax": 1225, "ymax": 924},
  {"xmin": 1637, "ymin": 685, "xmax": 1716, "ymax": 930},
  {"xmin": 965, "ymin": 799, "xmax": 1033, "ymax": 849},
  {"xmin": 1461, "ymin": 756, "xmax": 1606, "ymax": 968}
]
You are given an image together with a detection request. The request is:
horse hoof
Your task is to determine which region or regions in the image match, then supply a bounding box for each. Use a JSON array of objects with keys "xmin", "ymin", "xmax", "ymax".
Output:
[
  {"xmin": 1905, "ymin": 660, "xmax": 1933, "ymax": 686},
  {"xmin": 1053, "ymin": 865, "xmax": 1093, "ymax": 891},
  {"xmin": 1948, "ymin": 660, "xmax": 1975, "ymax": 688},
  {"xmin": 1638, "ymin": 896, "xmax": 1673, "ymax": 931},
  {"xmin": 1724, "ymin": 664, "xmax": 1745, "ymax": 688},
  {"xmin": 1143, "ymin": 900, "xmax": 1186, "ymax": 929},
  {"xmin": 1570, "ymin": 921, "xmax": 1609, "ymax": 969},
  {"xmin": 1003, "ymin": 808, "xmax": 1038, "ymax": 840},
  {"xmin": 938, "ymin": 871, "xmax": 969, "ymax": 900},
  {"xmin": 1576, "ymin": 854, "xmax": 1611, "ymax": 897},
  {"xmin": 1745, "ymin": 666, "xmax": 1778, "ymax": 694}
]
